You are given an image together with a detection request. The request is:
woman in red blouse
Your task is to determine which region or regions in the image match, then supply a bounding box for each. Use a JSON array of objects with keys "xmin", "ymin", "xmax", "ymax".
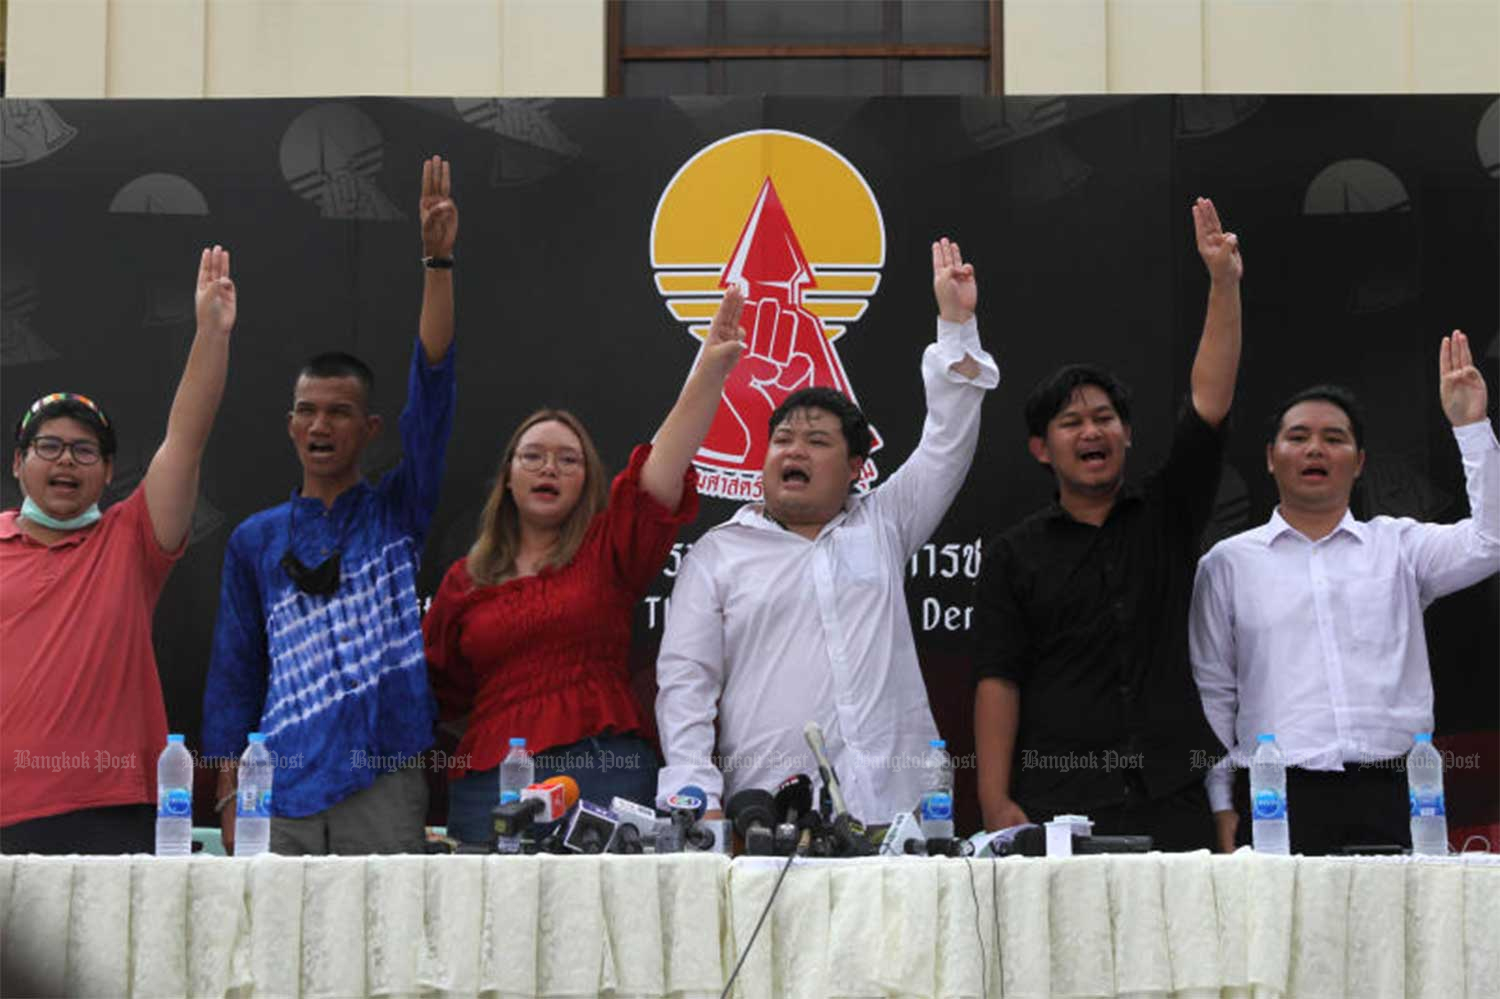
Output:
[{"xmin": 425, "ymin": 290, "xmax": 746, "ymax": 844}]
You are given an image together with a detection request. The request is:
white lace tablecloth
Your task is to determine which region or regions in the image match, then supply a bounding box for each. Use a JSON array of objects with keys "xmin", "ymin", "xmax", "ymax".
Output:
[
  {"xmin": 723, "ymin": 851, "xmax": 1500, "ymax": 999},
  {"xmin": 2, "ymin": 850, "xmax": 1494, "ymax": 998},
  {"xmin": 0, "ymin": 852, "xmax": 729, "ymax": 999}
]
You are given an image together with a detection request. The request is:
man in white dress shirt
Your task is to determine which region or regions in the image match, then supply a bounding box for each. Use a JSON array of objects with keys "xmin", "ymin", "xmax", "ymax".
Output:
[
  {"xmin": 654, "ymin": 238, "xmax": 999, "ymax": 823},
  {"xmin": 1190, "ymin": 331, "xmax": 1498, "ymax": 855}
]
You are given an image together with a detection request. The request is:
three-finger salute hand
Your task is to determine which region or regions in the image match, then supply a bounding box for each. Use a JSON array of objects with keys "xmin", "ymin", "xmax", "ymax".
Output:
[
  {"xmin": 195, "ymin": 245, "xmax": 236, "ymax": 337},
  {"xmin": 1439, "ymin": 329, "xmax": 1488, "ymax": 427},
  {"xmin": 700, "ymin": 285, "xmax": 747, "ymax": 379},
  {"xmin": 421, "ymin": 155, "xmax": 458, "ymax": 258},
  {"xmin": 1193, "ymin": 197, "xmax": 1243, "ymax": 284},
  {"xmin": 932, "ymin": 237, "xmax": 977, "ymax": 325}
]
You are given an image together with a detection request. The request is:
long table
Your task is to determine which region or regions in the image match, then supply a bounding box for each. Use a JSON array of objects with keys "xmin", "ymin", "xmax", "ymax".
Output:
[{"xmin": 1, "ymin": 851, "xmax": 1495, "ymax": 998}]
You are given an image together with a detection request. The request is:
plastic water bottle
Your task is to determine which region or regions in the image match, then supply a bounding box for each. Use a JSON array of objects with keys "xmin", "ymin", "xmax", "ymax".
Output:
[
  {"xmin": 500, "ymin": 737, "xmax": 534, "ymax": 802},
  {"xmin": 1407, "ymin": 733, "xmax": 1447, "ymax": 856},
  {"xmin": 494, "ymin": 790, "xmax": 524, "ymax": 853},
  {"xmin": 918, "ymin": 739, "xmax": 955, "ymax": 840},
  {"xmin": 154, "ymin": 734, "xmax": 194, "ymax": 856},
  {"xmin": 235, "ymin": 733, "xmax": 274, "ymax": 857},
  {"xmin": 1250, "ymin": 733, "xmax": 1289, "ymax": 855},
  {"xmin": 496, "ymin": 738, "xmax": 534, "ymax": 853}
]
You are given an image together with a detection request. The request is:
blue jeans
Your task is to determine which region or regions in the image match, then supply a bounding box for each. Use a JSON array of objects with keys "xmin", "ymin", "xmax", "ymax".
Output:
[{"xmin": 446, "ymin": 732, "xmax": 658, "ymax": 846}]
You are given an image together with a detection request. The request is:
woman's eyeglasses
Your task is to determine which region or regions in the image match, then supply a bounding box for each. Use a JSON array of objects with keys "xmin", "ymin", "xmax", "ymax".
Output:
[{"xmin": 514, "ymin": 448, "xmax": 584, "ymax": 475}]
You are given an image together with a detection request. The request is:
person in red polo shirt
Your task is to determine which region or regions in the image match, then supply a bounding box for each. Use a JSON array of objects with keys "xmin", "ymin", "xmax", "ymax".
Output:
[{"xmin": 0, "ymin": 246, "xmax": 237, "ymax": 854}]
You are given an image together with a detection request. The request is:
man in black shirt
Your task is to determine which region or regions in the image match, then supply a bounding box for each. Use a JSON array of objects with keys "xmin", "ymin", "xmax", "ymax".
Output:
[{"xmin": 973, "ymin": 198, "xmax": 1243, "ymax": 851}]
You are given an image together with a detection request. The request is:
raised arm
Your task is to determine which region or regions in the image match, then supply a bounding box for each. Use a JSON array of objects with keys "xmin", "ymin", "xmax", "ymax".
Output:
[
  {"xmin": 933, "ymin": 237, "xmax": 981, "ymax": 379},
  {"xmin": 1405, "ymin": 330, "xmax": 1500, "ymax": 595},
  {"xmin": 868, "ymin": 238, "xmax": 999, "ymax": 555},
  {"xmin": 418, "ymin": 155, "xmax": 457, "ymax": 365},
  {"xmin": 640, "ymin": 288, "xmax": 746, "ymax": 509},
  {"xmin": 1440, "ymin": 329, "xmax": 1490, "ymax": 430},
  {"xmin": 1189, "ymin": 198, "xmax": 1243, "ymax": 428},
  {"xmin": 143, "ymin": 247, "xmax": 235, "ymax": 551}
]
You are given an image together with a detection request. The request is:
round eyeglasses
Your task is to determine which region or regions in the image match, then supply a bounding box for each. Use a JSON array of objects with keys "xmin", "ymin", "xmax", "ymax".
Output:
[
  {"xmin": 29, "ymin": 436, "xmax": 103, "ymax": 465},
  {"xmin": 514, "ymin": 448, "xmax": 584, "ymax": 475}
]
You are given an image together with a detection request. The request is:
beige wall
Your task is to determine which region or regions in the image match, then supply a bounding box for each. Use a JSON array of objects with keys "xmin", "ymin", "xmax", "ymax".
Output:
[
  {"xmin": 5, "ymin": 0, "xmax": 1496, "ymax": 98},
  {"xmin": 6, "ymin": 0, "xmax": 607, "ymax": 98},
  {"xmin": 1006, "ymin": 0, "xmax": 1499, "ymax": 94}
]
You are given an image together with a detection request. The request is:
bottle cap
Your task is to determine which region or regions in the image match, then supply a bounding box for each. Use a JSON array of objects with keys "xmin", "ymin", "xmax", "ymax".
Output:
[
  {"xmin": 509, "ymin": 737, "xmax": 526, "ymax": 748},
  {"xmin": 167, "ymin": 733, "xmax": 185, "ymax": 742},
  {"xmin": 1413, "ymin": 732, "xmax": 1432, "ymax": 743},
  {"xmin": 1256, "ymin": 733, "xmax": 1276, "ymax": 743},
  {"xmin": 248, "ymin": 732, "xmax": 266, "ymax": 743},
  {"xmin": 929, "ymin": 739, "xmax": 946, "ymax": 749}
]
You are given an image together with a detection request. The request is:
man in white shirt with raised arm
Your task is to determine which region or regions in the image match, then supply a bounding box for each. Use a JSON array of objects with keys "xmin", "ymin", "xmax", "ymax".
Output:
[
  {"xmin": 1190, "ymin": 331, "xmax": 1499, "ymax": 855},
  {"xmin": 655, "ymin": 238, "xmax": 999, "ymax": 823}
]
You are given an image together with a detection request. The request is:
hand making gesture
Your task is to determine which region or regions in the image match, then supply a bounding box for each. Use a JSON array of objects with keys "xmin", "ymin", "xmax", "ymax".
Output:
[
  {"xmin": 1439, "ymin": 330, "xmax": 1488, "ymax": 428},
  {"xmin": 1193, "ymin": 197, "xmax": 1243, "ymax": 285},
  {"xmin": 420, "ymin": 155, "xmax": 458, "ymax": 259},
  {"xmin": 701, "ymin": 285, "xmax": 748, "ymax": 379},
  {"xmin": 932, "ymin": 237, "xmax": 977, "ymax": 325},
  {"xmin": 195, "ymin": 245, "xmax": 236, "ymax": 337}
]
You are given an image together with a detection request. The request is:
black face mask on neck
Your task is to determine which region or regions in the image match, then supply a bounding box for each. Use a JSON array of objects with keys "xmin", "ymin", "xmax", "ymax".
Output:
[{"xmin": 280, "ymin": 550, "xmax": 341, "ymax": 597}]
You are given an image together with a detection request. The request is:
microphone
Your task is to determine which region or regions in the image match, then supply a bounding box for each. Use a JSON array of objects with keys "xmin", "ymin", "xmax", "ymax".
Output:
[
  {"xmin": 802, "ymin": 722, "xmax": 874, "ymax": 857},
  {"xmin": 492, "ymin": 776, "xmax": 580, "ymax": 842},
  {"xmin": 802, "ymin": 722, "xmax": 850, "ymax": 818},
  {"xmin": 610, "ymin": 821, "xmax": 644, "ymax": 855},
  {"xmin": 660, "ymin": 785, "xmax": 716, "ymax": 853},
  {"xmin": 879, "ymin": 810, "xmax": 926, "ymax": 857},
  {"xmin": 727, "ymin": 788, "xmax": 777, "ymax": 856},
  {"xmin": 611, "ymin": 796, "xmax": 664, "ymax": 850},
  {"xmin": 773, "ymin": 774, "xmax": 813, "ymax": 856},
  {"xmin": 561, "ymin": 800, "xmax": 621, "ymax": 854}
]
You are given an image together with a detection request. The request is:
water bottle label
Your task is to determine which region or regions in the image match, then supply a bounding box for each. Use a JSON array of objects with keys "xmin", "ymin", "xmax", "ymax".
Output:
[
  {"xmin": 158, "ymin": 787, "xmax": 191, "ymax": 818},
  {"xmin": 237, "ymin": 789, "xmax": 272, "ymax": 819},
  {"xmin": 1252, "ymin": 789, "xmax": 1286, "ymax": 821},
  {"xmin": 1409, "ymin": 790, "xmax": 1445, "ymax": 818},
  {"xmin": 919, "ymin": 791, "xmax": 953, "ymax": 823}
]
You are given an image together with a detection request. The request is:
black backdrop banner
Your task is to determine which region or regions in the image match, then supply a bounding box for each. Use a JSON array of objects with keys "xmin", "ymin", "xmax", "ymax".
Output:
[{"xmin": 3, "ymin": 96, "xmax": 1496, "ymax": 835}]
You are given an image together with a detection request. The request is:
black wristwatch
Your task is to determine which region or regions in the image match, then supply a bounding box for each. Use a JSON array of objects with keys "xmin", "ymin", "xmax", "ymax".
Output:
[{"xmin": 422, "ymin": 255, "xmax": 454, "ymax": 269}]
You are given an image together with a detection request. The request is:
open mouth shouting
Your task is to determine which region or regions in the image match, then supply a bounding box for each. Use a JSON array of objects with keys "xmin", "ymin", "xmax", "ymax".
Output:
[
  {"xmin": 46, "ymin": 472, "xmax": 82, "ymax": 495},
  {"xmin": 304, "ymin": 440, "xmax": 340, "ymax": 465},
  {"xmin": 779, "ymin": 464, "xmax": 812, "ymax": 489},
  {"xmin": 1299, "ymin": 463, "xmax": 1329, "ymax": 481},
  {"xmin": 530, "ymin": 481, "xmax": 561, "ymax": 500},
  {"xmin": 1077, "ymin": 446, "xmax": 1110, "ymax": 469}
]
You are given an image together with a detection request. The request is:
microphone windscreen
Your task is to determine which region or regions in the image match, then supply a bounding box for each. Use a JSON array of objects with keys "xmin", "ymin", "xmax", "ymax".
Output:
[
  {"xmin": 667, "ymin": 785, "xmax": 708, "ymax": 821},
  {"xmin": 726, "ymin": 788, "xmax": 776, "ymax": 836},
  {"xmin": 774, "ymin": 774, "xmax": 813, "ymax": 820},
  {"xmin": 544, "ymin": 775, "xmax": 581, "ymax": 811}
]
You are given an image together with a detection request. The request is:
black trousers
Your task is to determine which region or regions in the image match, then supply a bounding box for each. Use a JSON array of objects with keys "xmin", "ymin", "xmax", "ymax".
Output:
[
  {"xmin": 1086, "ymin": 779, "xmax": 1217, "ymax": 852},
  {"xmin": 0, "ymin": 803, "xmax": 155, "ymax": 855},
  {"xmin": 1232, "ymin": 762, "xmax": 1410, "ymax": 856},
  {"xmin": 1025, "ymin": 779, "xmax": 1217, "ymax": 852}
]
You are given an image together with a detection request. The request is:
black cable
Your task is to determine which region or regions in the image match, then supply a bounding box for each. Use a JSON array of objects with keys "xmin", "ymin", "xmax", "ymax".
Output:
[
  {"xmin": 720, "ymin": 850, "xmax": 798, "ymax": 999},
  {"xmin": 964, "ymin": 856, "xmax": 987, "ymax": 998},
  {"xmin": 991, "ymin": 858, "xmax": 1002, "ymax": 997}
]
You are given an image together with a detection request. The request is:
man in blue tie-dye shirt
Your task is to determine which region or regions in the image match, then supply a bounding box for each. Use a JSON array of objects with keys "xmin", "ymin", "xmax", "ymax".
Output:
[{"xmin": 203, "ymin": 157, "xmax": 458, "ymax": 854}]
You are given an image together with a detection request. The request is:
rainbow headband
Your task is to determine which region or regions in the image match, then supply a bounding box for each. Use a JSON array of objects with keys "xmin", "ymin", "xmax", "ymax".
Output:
[{"xmin": 16, "ymin": 392, "xmax": 111, "ymax": 439}]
